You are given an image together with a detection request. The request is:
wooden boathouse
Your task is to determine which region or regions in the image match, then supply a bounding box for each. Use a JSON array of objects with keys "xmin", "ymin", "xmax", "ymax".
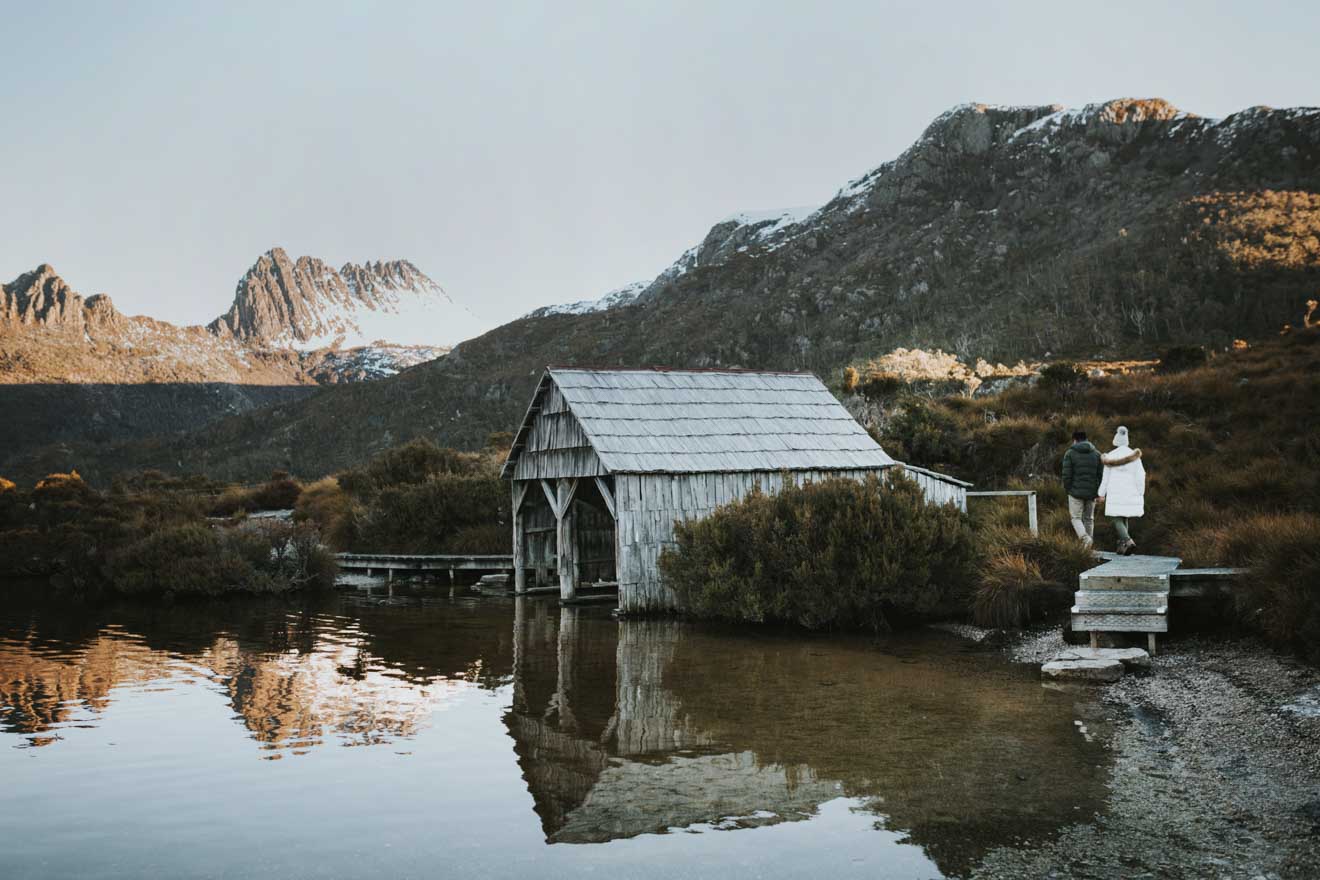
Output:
[{"xmin": 501, "ymin": 367, "xmax": 969, "ymax": 613}]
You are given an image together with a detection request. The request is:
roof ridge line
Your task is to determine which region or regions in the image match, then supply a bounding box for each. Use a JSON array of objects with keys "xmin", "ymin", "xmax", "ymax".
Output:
[{"xmin": 547, "ymin": 365, "xmax": 817, "ymax": 375}]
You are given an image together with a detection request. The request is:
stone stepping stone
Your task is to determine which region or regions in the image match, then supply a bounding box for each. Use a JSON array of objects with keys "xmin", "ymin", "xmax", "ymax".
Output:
[
  {"xmin": 1050, "ymin": 647, "xmax": 1151, "ymax": 669},
  {"xmin": 1041, "ymin": 658, "xmax": 1125, "ymax": 683}
]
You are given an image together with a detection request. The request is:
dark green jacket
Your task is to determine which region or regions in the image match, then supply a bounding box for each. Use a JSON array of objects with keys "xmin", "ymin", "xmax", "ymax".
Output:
[{"xmin": 1062, "ymin": 441, "xmax": 1103, "ymax": 499}]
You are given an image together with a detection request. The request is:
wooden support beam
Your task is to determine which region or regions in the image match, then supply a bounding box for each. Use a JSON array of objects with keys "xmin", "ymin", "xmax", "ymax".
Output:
[
  {"xmin": 540, "ymin": 479, "xmax": 561, "ymax": 518},
  {"xmin": 556, "ymin": 478, "xmax": 579, "ymax": 601},
  {"xmin": 1027, "ymin": 492, "xmax": 1039, "ymax": 537},
  {"xmin": 512, "ymin": 481, "xmax": 528, "ymax": 594},
  {"xmin": 594, "ymin": 476, "xmax": 617, "ymax": 520}
]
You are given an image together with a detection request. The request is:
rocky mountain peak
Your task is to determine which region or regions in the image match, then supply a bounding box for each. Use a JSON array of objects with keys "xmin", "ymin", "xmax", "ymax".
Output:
[
  {"xmin": 3, "ymin": 264, "xmax": 73, "ymax": 322},
  {"xmin": 209, "ymin": 249, "xmax": 485, "ymax": 349}
]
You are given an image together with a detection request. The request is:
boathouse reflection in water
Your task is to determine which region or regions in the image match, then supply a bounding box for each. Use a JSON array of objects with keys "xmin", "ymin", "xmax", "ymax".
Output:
[{"xmin": 506, "ymin": 601, "xmax": 1109, "ymax": 875}]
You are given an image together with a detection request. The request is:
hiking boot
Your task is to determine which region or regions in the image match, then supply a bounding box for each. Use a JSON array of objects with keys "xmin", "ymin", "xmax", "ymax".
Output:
[{"xmin": 1122, "ymin": 541, "xmax": 1137, "ymax": 556}]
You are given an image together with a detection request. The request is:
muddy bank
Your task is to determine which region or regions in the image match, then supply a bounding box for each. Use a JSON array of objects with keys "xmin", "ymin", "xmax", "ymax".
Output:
[{"xmin": 969, "ymin": 632, "xmax": 1320, "ymax": 880}]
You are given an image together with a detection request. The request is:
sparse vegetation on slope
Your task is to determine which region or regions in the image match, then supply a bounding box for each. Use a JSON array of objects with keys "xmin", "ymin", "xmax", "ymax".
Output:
[{"xmin": 859, "ymin": 325, "xmax": 1320, "ymax": 657}]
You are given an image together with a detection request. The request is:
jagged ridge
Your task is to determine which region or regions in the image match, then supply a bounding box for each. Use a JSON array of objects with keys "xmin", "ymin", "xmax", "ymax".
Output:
[{"xmin": 209, "ymin": 248, "xmax": 487, "ymax": 349}]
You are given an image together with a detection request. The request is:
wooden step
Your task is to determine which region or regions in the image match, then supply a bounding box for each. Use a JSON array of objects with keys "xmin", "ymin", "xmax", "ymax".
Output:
[
  {"xmin": 1072, "ymin": 611, "xmax": 1168, "ymax": 633},
  {"xmin": 1080, "ymin": 555, "xmax": 1180, "ymax": 592},
  {"xmin": 1072, "ymin": 605, "xmax": 1167, "ymax": 615},
  {"xmin": 1073, "ymin": 590, "xmax": 1169, "ymax": 610},
  {"xmin": 1080, "ymin": 572, "xmax": 1172, "ymax": 591}
]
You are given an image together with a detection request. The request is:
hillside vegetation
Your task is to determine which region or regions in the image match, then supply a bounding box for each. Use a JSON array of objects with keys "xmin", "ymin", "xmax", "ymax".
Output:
[
  {"xmin": 8, "ymin": 99, "xmax": 1318, "ymax": 484},
  {"xmin": 861, "ymin": 325, "xmax": 1320, "ymax": 659}
]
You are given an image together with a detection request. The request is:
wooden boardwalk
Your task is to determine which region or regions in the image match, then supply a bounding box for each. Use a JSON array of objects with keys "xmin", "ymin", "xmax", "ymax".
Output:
[
  {"xmin": 1073, "ymin": 553, "xmax": 1245, "ymax": 653},
  {"xmin": 336, "ymin": 553, "xmax": 513, "ymax": 581}
]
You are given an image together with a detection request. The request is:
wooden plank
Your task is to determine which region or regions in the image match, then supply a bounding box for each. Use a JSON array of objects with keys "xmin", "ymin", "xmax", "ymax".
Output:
[
  {"xmin": 557, "ymin": 478, "xmax": 579, "ymax": 601},
  {"xmin": 540, "ymin": 479, "xmax": 561, "ymax": 518},
  {"xmin": 1027, "ymin": 492, "xmax": 1038, "ymax": 537},
  {"xmin": 594, "ymin": 476, "xmax": 617, "ymax": 520},
  {"xmin": 512, "ymin": 482, "xmax": 527, "ymax": 594}
]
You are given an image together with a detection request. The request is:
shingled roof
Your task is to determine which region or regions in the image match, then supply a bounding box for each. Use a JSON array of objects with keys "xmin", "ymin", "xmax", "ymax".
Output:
[{"xmin": 502, "ymin": 367, "xmax": 896, "ymax": 476}]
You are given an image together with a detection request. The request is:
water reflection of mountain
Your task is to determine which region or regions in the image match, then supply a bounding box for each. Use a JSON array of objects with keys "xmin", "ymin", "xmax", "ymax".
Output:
[
  {"xmin": 0, "ymin": 594, "xmax": 514, "ymax": 753},
  {"xmin": 505, "ymin": 603, "xmax": 1111, "ymax": 876}
]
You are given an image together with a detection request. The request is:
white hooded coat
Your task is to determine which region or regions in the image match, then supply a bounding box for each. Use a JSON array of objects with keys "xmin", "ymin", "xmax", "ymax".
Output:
[{"xmin": 1099, "ymin": 427, "xmax": 1146, "ymax": 517}]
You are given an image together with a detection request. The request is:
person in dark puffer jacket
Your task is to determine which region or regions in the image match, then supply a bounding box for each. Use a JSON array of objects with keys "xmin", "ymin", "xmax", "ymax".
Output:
[{"xmin": 1062, "ymin": 430, "xmax": 1103, "ymax": 547}]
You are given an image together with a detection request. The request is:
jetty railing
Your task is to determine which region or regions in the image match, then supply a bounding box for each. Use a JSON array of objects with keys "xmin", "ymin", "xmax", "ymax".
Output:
[{"xmin": 965, "ymin": 490, "xmax": 1038, "ymax": 536}]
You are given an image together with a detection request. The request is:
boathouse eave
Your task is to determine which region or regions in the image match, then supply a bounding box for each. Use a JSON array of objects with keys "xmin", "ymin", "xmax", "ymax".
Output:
[{"xmin": 499, "ymin": 370, "xmax": 554, "ymax": 481}]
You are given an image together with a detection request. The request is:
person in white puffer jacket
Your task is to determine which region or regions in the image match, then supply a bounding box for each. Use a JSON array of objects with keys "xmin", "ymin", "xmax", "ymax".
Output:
[{"xmin": 1098, "ymin": 425, "xmax": 1145, "ymax": 555}]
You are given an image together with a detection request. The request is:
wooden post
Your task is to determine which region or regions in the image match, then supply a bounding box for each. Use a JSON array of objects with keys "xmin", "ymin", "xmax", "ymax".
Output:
[
  {"xmin": 1148, "ymin": 633, "xmax": 1157, "ymax": 656},
  {"xmin": 1027, "ymin": 492, "xmax": 1039, "ymax": 537},
  {"xmin": 555, "ymin": 606, "xmax": 579, "ymax": 732},
  {"xmin": 1090, "ymin": 631, "xmax": 1099, "ymax": 650},
  {"xmin": 556, "ymin": 478, "xmax": 579, "ymax": 601},
  {"xmin": 512, "ymin": 481, "xmax": 528, "ymax": 594}
]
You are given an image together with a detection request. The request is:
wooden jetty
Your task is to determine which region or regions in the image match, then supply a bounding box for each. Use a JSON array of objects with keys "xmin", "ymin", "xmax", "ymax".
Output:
[
  {"xmin": 335, "ymin": 553, "xmax": 513, "ymax": 582},
  {"xmin": 1073, "ymin": 553, "xmax": 1245, "ymax": 654}
]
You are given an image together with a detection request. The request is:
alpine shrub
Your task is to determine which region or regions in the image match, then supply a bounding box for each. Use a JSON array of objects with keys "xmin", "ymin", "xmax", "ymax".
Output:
[{"xmin": 659, "ymin": 474, "xmax": 977, "ymax": 631}]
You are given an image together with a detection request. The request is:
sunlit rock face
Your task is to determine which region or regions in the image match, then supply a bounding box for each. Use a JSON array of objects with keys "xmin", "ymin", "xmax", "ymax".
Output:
[{"xmin": 211, "ymin": 249, "xmax": 485, "ymax": 350}]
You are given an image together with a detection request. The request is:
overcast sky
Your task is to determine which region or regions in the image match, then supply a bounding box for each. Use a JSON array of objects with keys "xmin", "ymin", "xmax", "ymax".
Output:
[{"xmin": 3, "ymin": 0, "xmax": 1317, "ymax": 331}]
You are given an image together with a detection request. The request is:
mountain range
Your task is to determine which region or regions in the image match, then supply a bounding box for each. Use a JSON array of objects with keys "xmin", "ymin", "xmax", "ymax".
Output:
[
  {"xmin": 3, "ymin": 97, "xmax": 1318, "ymax": 483},
  {"xmin": 0, "ymin": 250, "xmax": 483, "ymax": 474}
]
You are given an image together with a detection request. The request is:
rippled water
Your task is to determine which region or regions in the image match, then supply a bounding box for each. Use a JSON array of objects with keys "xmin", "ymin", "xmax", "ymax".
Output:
[{"xmin": 0, "ymin": 584, "xmax": 1111, "ymax": 879}]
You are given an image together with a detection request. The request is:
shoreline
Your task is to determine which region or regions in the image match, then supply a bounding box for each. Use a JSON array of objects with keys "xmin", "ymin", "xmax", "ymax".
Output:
[{"xmin": 964, "ymin": 628, "xmax": 1320, "ymax": 879}]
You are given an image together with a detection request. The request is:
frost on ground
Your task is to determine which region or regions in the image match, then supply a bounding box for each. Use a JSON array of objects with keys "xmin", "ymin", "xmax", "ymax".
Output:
[{"xmin": 973, "ymin": 636, "xmax": 1320, "ymax": 880}]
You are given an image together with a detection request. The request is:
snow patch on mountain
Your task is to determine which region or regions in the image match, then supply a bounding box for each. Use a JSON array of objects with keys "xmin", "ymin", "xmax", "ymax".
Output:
[
  {"xmin": 722, "ymin": 206, "xmax": 818, "ymax": 238},
  {"xmin": 274, "ymin": 277, "xmax": 484, "ymax": 350},
  {"xmin": 524, "ymin": 280, "xmax": 648, "ymax": 319},
  {"xmin": 213, "ymin": 250, "xmax": 492, "ymax": 351}
]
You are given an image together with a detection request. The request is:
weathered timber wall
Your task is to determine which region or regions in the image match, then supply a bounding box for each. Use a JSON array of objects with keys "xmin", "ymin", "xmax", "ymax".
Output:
[
  {"xmin": 513, "ymin": 385, "xmax": 608, "ymax": 480},
  {"xmin": 903, "ymin": 467, "xmax": 968, "ymax": 512}
]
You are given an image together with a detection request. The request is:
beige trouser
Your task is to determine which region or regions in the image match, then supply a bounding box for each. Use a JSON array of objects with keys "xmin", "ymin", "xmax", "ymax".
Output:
[{"xmin": 1068, "ymin": 496, "xmax": 1096, "ymax": 544}]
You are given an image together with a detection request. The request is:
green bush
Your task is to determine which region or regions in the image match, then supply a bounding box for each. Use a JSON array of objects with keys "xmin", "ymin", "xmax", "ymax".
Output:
[
  {"xmin": 338, "ymin": 439, "xmax": 489, "ymax": 497},
  {"xmin": 107, "ymin": 521, "xmax": 337, "ymax": 596},
  {"xmin": 354, "ymin": 474, "xmax": 508, "ymax": 554},
  {"xmin": 659, "ymin": 474, "xmax": 978, "ymax": 631},
  {"xmin": 879, "ymin": 401, "xmax": 965, "ymax": 472},
  {"xmin": 108, "ymin": 524, "xmax": 278, "ymax": 596}
]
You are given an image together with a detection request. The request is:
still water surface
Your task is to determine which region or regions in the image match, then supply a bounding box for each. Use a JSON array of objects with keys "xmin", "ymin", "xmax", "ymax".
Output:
[{"xmin": 0, "ymin": 585, "xmax": 1111, "ymax": 879}]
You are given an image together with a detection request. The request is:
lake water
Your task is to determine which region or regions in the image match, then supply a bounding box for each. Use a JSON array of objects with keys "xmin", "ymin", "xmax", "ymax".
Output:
[{"xmin": 0, "ymin": 584, "xmax": 1112, "ymax": 879}]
